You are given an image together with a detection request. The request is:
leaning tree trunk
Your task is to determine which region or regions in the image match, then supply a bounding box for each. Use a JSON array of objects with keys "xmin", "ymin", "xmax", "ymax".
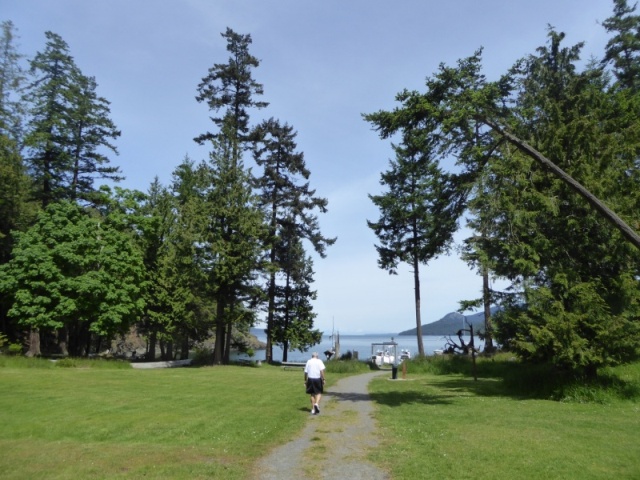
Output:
[{"xmin": 485, "ymin": 120, "xmax": 640, "ymax": 250}]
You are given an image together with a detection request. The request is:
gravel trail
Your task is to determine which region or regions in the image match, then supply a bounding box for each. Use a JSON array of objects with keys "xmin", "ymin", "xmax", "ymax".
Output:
[{"xmin": 253, "ymin": 370, "xmax": 391, "ymax": 480}]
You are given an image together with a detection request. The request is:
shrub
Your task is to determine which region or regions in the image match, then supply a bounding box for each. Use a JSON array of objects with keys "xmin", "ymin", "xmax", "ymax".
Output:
[{"xmin": 191, "ymin": 348, "xmax": 213, "ymax": 366}]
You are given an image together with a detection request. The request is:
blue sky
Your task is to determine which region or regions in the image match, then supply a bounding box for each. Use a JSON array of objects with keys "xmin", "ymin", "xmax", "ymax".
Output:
[{"xmin": 4, "ymin": 1, "xmax": 614, "ymax": 333}]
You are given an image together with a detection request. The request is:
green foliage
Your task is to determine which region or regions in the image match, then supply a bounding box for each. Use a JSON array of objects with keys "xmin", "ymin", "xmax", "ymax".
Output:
[
  {"xmin": 53, "ymin": 357, "xmax": 77, "ymax": 368},
  {"xmin": 252, "ymin": 118, "xmax": 334, "ymax": 362},
  {"xmin": 0, "ymin": 201, "xmax": 145, "ymax": 354},
  {"xmin": 194, "ymin": 27, "xmax": 268, "ymax": 146},
  {"xmin": 190, "ymin": 347, "xmax": 213, "ymax": 366},
  {"xmin": 365, "ymin": 2, "xmax": 640, "ymax": 374},
  {"xmin": 22, "ymin": 31, "xmax": 121, "ymax": 207},
  {"xmin": 0, "ymin": 134, "xmax": 36, "ymax": 265}
]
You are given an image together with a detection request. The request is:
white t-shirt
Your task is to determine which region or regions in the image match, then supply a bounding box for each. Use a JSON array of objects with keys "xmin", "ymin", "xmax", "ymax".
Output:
[{"xmin": 304, "ymin": 357, "xmax": 325, "ymax": 379}]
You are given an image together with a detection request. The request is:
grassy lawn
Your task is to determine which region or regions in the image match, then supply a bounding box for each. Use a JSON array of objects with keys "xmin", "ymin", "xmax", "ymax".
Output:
[
  {"xmin": 368, "ymin": 358, "xmax": 640, "ymax": 480},
  {"xmin": 0, "ymin": 358, "xmax": 341, "ymax": 480},
  {"xmin": 1, "ymin": 355, "xmax": 639, "ymax": 479}
]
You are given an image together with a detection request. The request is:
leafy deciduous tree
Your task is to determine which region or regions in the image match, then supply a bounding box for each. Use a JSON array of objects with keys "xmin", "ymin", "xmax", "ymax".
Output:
[{"xmin": 0, "ymin": 200, "xmax": 145, "ymax": 356}]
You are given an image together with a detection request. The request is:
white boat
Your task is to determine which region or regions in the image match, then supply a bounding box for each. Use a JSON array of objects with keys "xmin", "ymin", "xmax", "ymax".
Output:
[
  {"xmin": 400, "ymin": 349, "xmax": 411, "ymax": 360},
  {"xmin": 371, "ymin": 350, "xmax": 395, "ymax": 367}
]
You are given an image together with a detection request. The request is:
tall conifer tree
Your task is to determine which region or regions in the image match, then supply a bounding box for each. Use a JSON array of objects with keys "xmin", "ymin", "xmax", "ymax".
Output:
[{"xmin": 253, "ymin": 118, "xmax": 335, "ymax": 362}]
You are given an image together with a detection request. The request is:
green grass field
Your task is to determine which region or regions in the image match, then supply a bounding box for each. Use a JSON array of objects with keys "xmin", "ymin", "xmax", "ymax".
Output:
[
  {"xmin": 0, "ymin": 359, "xmax": 314, "ymax": 479},
  {"xmin": 368, "ymin": 356, "xmax": 640, "ymax": 479},
  {"xmin": 0, "ymin": 355, "xmax": 638, "ymax": 479}
]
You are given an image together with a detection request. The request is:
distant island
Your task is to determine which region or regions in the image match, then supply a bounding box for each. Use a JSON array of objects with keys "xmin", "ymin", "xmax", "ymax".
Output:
[{"xmin": 398, "ymin": 309, "xmax": 496, "ymax": 336}]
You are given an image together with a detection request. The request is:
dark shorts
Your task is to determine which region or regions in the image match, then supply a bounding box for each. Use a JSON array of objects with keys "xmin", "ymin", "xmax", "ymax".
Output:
[{"xmin": 306, "ymin": 378, "xmax": 323, "ymax": 395}]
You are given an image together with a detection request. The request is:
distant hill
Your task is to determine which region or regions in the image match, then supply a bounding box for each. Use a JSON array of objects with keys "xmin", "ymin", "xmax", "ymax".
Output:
[{"xmin": 398, "ymin": 308, "xmax": 497, "ymax": 336}]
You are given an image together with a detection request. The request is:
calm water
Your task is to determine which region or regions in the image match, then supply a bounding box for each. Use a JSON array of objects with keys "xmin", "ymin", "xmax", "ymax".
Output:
[{"xmin": 238, "ymin": 333, "xmax": 485, "ymax": 363}]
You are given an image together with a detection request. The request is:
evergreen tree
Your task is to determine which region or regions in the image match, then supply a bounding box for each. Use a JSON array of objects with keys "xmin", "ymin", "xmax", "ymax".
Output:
[
  {"xmin": 272, "ymin": 221, "xmax": 322, "ymax": 362},
  {"xmin": 252, "ymin": 118, "xmax": 335, "ymax": 362},
  {"xmin": 67, "ymin": 72, "xmax": 122, "ymax": 202},
  {"xmin": 602, "ymin": 0, "xmax": 640, "ymax": 91},
  {"xmin": 23, "ymin": 31, "xmax": 78, "ymax": 207},
  {"xmin": 0, "ymin": 134, "xmax": 33, "ymax": 265},
  {"xmin": 0, "ymin": 21, "xmax": 26, "ymax": 145},
  {"xmin": 365, "ymin": 125, "xmax": 462, "ymax": 356},
  {"xmin": 195, "ymin": 27, "xmax": 268, "ymax": 158},
  {"xmin": 0, "ymin": 134, "xmax": 36, "ymax": 342},
  {"xmin": 23, "ymin": 31, "xmax": 121, "ymax": 207},
  {"xmin": 201, "ymin": 131, "xmax": 267, "ymax": 365}
]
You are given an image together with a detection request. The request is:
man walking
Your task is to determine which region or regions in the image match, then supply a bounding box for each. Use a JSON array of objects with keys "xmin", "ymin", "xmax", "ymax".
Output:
[{"xmin": 304, "ymin": 352, "xmax": 326, "ymax": 415}]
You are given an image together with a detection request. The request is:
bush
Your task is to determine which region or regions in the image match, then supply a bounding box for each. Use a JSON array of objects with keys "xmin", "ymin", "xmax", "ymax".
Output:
[
  {"xmin": 8, "ymin": 343, "xmax": 22, "ymax": 356},
  {"xmin": 191, "ymin": 348, "xmax": 213, "ymax": 366}
]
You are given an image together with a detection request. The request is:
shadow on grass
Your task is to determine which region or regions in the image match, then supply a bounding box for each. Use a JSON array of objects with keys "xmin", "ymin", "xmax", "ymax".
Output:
[{"xmin": 369, "ymin": 386, "xmax": 457, "ymax": 408}]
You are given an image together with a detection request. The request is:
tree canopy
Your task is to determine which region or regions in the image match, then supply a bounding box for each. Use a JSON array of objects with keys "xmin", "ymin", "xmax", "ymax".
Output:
[
  {"xmin": 0, "ymin": 26, "xmax": 333, "ymax": 363},
  {"xmin": 364, "ymin": 2, "xmax": 640, "ymax": 375}
]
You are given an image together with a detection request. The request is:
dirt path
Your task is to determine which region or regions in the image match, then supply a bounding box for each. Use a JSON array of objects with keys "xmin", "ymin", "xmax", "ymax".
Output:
[{"xmin": 254, "ymin": 371, "xmax": 391, "ymax": 480}]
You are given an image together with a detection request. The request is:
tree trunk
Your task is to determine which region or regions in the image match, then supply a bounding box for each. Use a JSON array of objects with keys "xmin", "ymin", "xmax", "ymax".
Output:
[
  {"xmin": 26, "ymin": 328, "xmax": 41, "ymax": 357},
  {"xmin": 159, "ymin": 339, "xmax": 166, "ymax": 360},
  {"xmin": 482, "ymin": 266, "xmax": 495, "ymax": 352},
  {"xmin": 213, "ymin": 294, "xmax": 226, "ymax": 365},
  {"xmin": 223, "ymin": 320, "xmax": 232, "ymax": 365},
  {"xmin": 148, "ymin": 329, "xmax": 157, "ymax": 361},
  {"xmin": 413, "ymin": 255, "xmax": 425, "ymax": 356},
  {"xmin": 57, "ymin": 326, "xmax": 69, "ymax": 356},
  {"xmin": 180, "ymin": 335, "xmax": 189, "ymax": 360},
  {"xmin": 265, "ymin": 269, "xmax": 276, "ymax": 364}
]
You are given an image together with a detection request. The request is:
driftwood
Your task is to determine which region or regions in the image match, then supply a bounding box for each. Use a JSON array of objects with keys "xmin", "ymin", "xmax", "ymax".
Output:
[
  {"xmin": 443, "ymin": 327, "xmax": 478, "ymax": 355},
  {"xmin": 442, "ymin": 323, "xmax": 478, "ymax": 381}
]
